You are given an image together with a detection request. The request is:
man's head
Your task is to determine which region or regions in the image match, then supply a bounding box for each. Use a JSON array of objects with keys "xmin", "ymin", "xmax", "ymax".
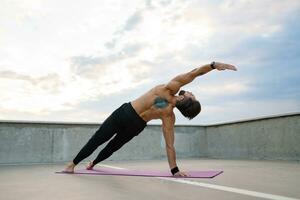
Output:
[{"xmin": 175, "ymin": 90, "xmax": 201, "ymax": 120}]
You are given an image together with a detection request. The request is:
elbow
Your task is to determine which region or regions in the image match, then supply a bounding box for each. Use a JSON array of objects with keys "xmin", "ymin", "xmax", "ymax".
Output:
[{"xmin": 166, "ymin": 144, "xmax": 175, "ymax": 151}]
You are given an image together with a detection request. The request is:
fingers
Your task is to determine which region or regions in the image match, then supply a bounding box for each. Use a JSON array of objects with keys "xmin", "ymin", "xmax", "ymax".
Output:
[
  {"xmin": 217, "ymin": 63, "xmax": 237, "ymax": 71},
  {"xmin": 228, "ymin": 64, "xmax": 237, "ymax": 71},
  {"xmin": 174, "ymin": 171, "xmax": 189, "ymax": 177},
  {"xmin": 181, "ymin": 172, "xmax": 188, "ymax": 177}
]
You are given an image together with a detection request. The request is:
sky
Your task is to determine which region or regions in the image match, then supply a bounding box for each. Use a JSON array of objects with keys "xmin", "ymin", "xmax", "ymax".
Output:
[{"xmin": 0, "ymin": 0, "xmax": 300, "ymax": 125}]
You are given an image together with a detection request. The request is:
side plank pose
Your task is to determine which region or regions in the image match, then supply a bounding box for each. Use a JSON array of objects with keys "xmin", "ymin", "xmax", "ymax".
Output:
[{"xmin": 64, "ymin": 62, "xmax": 237, "ymax": 177}]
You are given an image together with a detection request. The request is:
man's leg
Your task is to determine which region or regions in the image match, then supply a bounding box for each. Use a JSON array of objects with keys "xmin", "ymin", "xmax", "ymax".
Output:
[
  {"xmin": 63, "ymin": 112, "xmax": 119, "ymax": 172},
  {"xmin": 72, "ymin": 114, "xmax": 119, "ymax": 165},
  {"xmin": 90, "ymin": 132, "xmax": 136, "ymax": 167}
]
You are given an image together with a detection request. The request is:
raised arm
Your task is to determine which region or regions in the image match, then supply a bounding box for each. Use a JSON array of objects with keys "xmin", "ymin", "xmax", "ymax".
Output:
[
  {"xmin": 162, "ymin": 113, "xmax": 188, "ymax": 177},
  {"xmin": 165, "ymin": 62, "xmax": 237, "ymax": 95}
]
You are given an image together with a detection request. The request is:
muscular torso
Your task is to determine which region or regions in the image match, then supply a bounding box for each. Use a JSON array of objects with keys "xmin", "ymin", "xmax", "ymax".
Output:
[{"xmin": 131, "ymin": 84, "xmax": 177, "ymax": 122}]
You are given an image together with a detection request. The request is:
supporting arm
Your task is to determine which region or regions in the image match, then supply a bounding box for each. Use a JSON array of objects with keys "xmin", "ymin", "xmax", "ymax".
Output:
[{"xmin": 162, "ymin": 113, "xmax": 188, "ymax": 177}]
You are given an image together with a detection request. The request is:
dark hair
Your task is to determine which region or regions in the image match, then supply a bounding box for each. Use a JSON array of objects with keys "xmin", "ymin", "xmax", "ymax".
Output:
[{"xmin": 175, "ymin": 97, "xmax": 201, "ymax": 120}]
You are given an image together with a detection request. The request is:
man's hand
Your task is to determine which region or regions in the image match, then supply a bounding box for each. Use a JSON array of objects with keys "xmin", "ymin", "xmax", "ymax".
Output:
[
  {"xmin": 214, "ymin": 62, "xmax": 237, "ymax": 71},
  {"xmin": 174, "ymin": 171, "xmax": 189, "ymax": 177}
]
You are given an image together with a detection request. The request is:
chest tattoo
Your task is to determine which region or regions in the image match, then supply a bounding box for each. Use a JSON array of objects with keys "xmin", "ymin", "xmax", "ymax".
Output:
[{"xmin": 154, "ymin": 97, "xmax": 169, "ymax": 108}]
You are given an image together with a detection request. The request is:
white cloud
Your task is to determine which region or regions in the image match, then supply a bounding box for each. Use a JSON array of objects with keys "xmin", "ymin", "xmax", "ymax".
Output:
[
  {"xmin": 0, "ymin": 60, "xmax": 151, "ymax": 114},
  {"xmin": 0, "ymin": 0, "xmax": 152, "ymax": 115}
]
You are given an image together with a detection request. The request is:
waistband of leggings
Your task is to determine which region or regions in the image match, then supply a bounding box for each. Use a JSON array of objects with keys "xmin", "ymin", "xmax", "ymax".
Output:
[{"xmin": 125, "ymin": 102, "xmax": 147, "ymax": 125}]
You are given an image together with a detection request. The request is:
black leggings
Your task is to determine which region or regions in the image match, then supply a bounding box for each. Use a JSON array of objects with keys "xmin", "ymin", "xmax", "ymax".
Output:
[{"xmin": 73, "ymin": 102, "xmax": 147, "ymax": 165}]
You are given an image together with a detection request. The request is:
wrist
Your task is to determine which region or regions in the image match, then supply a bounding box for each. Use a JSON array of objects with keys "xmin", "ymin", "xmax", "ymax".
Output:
[
  {"xmin": 210, "ymin": 61, "xmax": 216, "ymax": 69},
  {"xmin": 171, "ymin": 166, "xmax": 180, "ymax": 175}
]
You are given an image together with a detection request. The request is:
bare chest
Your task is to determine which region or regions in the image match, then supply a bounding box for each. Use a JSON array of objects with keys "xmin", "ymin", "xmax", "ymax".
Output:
[{"xmin": 132, "ymin": 85, "xmax": 175, "ymax": 109}]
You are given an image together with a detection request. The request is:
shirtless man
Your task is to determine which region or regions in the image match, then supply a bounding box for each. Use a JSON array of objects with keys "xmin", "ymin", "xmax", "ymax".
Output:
[{"xmin": 63, "ymin": 62, "xmax": 237, "ymax": 176}]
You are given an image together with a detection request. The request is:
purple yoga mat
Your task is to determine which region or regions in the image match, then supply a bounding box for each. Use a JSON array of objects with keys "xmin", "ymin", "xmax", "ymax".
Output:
[{"xmin": 56, "ymin": 167, "xmax": 223, "ymax": 178}]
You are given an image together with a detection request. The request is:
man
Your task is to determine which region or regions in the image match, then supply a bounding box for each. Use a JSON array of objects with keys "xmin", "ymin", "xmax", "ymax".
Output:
[{"xmin": 63, "ymin": 62, "xmax": 237, "ymax": 176}]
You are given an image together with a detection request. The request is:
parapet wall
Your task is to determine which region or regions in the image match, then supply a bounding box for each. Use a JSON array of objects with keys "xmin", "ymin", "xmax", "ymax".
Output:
[
  {"xmin": 205, "ymin": 113, "xmax": 300, "ymax": 160},
  {"xmin": 0, "ymin": 113, "xmax": 299, "ymax": 164}
]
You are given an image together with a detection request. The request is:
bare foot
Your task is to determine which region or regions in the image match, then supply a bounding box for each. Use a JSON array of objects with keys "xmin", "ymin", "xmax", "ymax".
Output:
[
  {"xmin": 63, "ymin": 162, "xmax": 76, "ymax": 173},
  {"xmin": 86, "ymin": 161, "xmax": 94, "ymax": 170}
]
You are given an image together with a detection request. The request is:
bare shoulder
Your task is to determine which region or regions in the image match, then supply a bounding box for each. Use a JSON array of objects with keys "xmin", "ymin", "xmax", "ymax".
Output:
[{"xmin": 153, "ymin": 84, "xmax": 177, "ymax": 104}]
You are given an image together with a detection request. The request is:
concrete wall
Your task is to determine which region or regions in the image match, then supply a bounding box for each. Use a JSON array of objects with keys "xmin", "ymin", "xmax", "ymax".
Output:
[
  {"xmin": 205, "ymin": 113, "xmax": 300, "ymax": 160},
  {"xmin": 0, "ymin": 113, "xmax": 299, "ymax": 164},
  {"xmin": 0, "ymin": 122, "xmax": 205, "ymax": 164}
]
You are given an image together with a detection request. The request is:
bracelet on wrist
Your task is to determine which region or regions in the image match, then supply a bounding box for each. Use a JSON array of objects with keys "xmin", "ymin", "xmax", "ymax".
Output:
[{"xmin": 171, "ymin": 166, "xmax": 179, "ymax": 175}]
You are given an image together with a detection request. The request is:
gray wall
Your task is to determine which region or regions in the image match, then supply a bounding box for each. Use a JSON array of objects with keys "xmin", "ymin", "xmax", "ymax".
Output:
[
  {"xmin": 0, "ymin": 113, "xmax": 299, "ymax": 164},
  {"xmin": 0, "ymin": 122, "xmax": 205, "ymax": 164},
  {"xmin": 205, "ymin": 114, "xmax": 300, "ymax": 160}
]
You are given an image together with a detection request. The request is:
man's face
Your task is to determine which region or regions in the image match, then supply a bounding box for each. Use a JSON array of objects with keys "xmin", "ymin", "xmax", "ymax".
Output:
[{"xmin": 179, "ymin": 90, "xmax": 196, "ymax": 101}]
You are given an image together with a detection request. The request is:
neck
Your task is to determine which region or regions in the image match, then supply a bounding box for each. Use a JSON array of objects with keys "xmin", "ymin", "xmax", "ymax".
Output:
[{"xmin": 175, "ymin": 99, "xmax": 181, "ymax": 107}]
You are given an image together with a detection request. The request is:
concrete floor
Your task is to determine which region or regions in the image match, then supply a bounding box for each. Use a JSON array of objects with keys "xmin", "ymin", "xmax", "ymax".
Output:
[{"xmin": 0, "ymin": 159, "xmax": 299, "ymax": 200}]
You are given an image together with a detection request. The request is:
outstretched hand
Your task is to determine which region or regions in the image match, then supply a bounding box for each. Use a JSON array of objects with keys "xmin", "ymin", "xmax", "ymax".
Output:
[{"xmin": 214, "ymin": 62, "xmax": 237, "ymax": 71}]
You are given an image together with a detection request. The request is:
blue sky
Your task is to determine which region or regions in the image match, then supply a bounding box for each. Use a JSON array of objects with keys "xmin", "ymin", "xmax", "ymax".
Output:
[{"xmin": 0, "ymin": 0, "xmax": 299, "ymax": 125}]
